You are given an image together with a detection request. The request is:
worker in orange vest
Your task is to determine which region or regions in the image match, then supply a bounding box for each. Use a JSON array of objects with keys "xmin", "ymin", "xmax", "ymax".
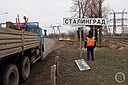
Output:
[{"xmin": 85, "ymin": 31, "xmax": 96, "ymax": 61}]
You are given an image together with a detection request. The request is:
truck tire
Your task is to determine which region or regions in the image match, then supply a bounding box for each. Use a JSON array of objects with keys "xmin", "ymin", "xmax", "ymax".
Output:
[
  {"xmin": 20, "ymin": 56, "xmax": 30, "ymax": 81},
  {"xmin": 2, "ymin": 64, "xmax": 19, "ymax": 85}
]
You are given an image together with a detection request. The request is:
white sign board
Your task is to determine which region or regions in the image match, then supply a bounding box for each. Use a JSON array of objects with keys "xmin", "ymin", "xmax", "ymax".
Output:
[
  {"xmin": 75, "ymin": 59, "xmax": 91, "ymax": 71},
  {"xmin": 63, "ymin": 18, "xmax": 106, "ymax": 26}
]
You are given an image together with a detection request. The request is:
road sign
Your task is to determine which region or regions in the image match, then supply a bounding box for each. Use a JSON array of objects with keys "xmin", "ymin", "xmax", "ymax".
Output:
[
  {"xmin": 63, "ymin": 18, "xmax": 106, "ymax": 26},
  {"xmin": 75, "ymin": 59, "xmax": 91, "ymax": 71}
]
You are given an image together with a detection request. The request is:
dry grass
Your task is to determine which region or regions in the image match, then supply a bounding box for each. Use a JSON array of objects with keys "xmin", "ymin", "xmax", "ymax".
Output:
[{"xmin": 59, "ymin": 42, "xmax": 128, "ymax": 85}]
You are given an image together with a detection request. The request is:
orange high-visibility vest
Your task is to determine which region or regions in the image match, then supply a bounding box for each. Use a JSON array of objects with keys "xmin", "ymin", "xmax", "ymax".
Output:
[{"xmin": 87, "ymin": 37, "xmax": 95, "ymax": 46}]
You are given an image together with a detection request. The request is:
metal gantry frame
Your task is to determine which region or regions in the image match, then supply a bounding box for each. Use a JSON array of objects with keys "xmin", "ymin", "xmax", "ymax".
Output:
[{"xmin": 42, "ymin": 25, "xmax": 61, "ymax": 39}]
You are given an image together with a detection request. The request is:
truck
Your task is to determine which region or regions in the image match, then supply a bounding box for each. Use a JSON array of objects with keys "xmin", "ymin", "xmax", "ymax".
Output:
[{"xmin": 0, "ymin": 22, "xmax": 45, "ymax": 85}]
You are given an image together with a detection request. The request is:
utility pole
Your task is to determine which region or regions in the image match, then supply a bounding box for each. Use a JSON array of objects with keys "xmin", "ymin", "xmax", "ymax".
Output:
[
  {"xmin": 77, "ymin": 0, "xmax": 83, "ymax": 41},
  {"xmin": 111, "ymin": 10, "xmax": 116, "ymax": 36},
  {"xmin": 113, "ymin": 12, "xmax": 116, "ymax": 36},
  {"xmin": 78, "ymin": 0, "xmax": 81, "ymax": 18},
  {"xmin": 98, "ymin": 0, "xmax": 102, "ymax": 47}
]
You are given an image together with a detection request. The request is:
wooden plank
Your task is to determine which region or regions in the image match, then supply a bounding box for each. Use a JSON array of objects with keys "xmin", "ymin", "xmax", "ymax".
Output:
[
  {"xmin": 0, "ymin": 36, "xmax": 17, "ymax": 41},
  {"xmin": 0, "ymin": 28, "xmax": 40, "ymax": 58},
  {"xmin": 0, "ymin": 29, "xmax": 38, "ymax": 36},
  {"xmin": 0, "ymin": 31, "xmax": 22, "ymax": 35},
  {"xmin": 0, "ymin": 33, "xmax": 21, "ymax": 36},
  {"xmin": 51, "ymin": 65, "xmax": 56, "ymax": 85},
  {"xmin": 0, "ymin": 29, "xmax": 38, "ymax": 40},
  {"xmin": 24, "ymin": 36, "xmax": 38, "ymax": 39},
  {"xmin": 24, "ymin": 31, "xmax": 38, "ymax": 36},
  {"xmin": 0, "ymin": 39, "xmax": 21, "ymax": 44},
  {"xmin": 24, "ymin": 41, "xmax": 39, "ymax": 45},
  {"xmin": 0, "ymin": 47, "xmax": 22, "ymax": 58},
  {"xmin": 24, "ymin": 39, "xmax": 38, "ymax": 42},
  {"xmin": 0, "ymin": 33, "xmax": 21, "ymax": 39},
  {"xmin": 0, "ymin": 29, "xmax": 22, "ymax": 35},
  {"xmin": 55, "ymin": 56, "xmax": 60, "ymax": 78},
  {"xmin": 24, "ymin": 43, "xmax": 39, "ymax": 50},
  {"xmin": 0, "ymin": 43, "xmax": 22, "ymax": 50}
]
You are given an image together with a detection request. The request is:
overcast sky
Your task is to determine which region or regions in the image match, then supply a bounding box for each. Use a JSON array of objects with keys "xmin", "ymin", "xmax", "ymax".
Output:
[
  {"xmin": 0, "ymin": 0, "xmax": 72, "ymax": 26},
  {"xmin": 0, "ymin": 0, "xmax": 128, "ymax": 32}
]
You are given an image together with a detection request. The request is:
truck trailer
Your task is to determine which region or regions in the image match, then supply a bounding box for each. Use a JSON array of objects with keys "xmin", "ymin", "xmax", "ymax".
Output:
[{"xmin": 0, "ymin": 22, "xmax": 45, "ymax": 85}]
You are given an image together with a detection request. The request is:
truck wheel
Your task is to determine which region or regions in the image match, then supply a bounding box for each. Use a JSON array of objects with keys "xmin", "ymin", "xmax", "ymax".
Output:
[
  {"xmin": 20, "ymin": 56, "xmax": 30, "ymax": 81},
  {"xmin": 2, "ymin": 64, "xmax": 19, "ymax": 85}
]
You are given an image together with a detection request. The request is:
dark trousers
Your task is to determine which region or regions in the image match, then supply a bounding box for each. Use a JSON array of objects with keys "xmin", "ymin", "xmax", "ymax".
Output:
[{"xmin": 87, "ymin": 46, "xmax": 94, "ymax": 61}]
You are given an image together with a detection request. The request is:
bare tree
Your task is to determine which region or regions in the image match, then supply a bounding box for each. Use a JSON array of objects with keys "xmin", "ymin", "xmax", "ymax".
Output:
[
  {"xmin": 71, "ymin": 0, "xmax": 106, "ymax": 18},
  {"xmin": 71, "ymin": 0, "xmax": 89, "ymax": 18}
]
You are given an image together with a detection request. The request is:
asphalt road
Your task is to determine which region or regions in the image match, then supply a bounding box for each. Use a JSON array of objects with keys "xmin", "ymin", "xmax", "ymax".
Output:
[{"xmin": 43, "ymin": 38, "xmax": 57, "ymax": 58}]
